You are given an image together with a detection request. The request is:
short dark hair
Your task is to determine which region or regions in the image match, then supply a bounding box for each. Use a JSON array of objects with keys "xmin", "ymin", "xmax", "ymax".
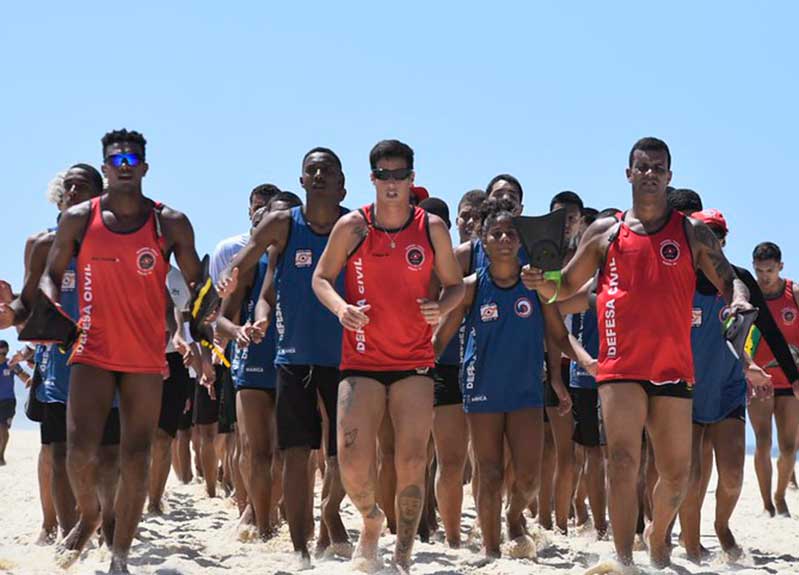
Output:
[
  {"xmin": 667, "ymin": 188, "xmax": 703, "ymax": 213},
  {"xmin": 369, "ymin": 140, "xmax": 414, "ymax": 170},
  {"xmin": 102, "ymin": 129, "xmax": 147, "ymax": 159},
  {"xmin": 419, "ymin": 197, "xmax": 451, "ymax": 229},
  {"xmin": 69, "ymin": 163, "xmax": 104, "ymax": 195},
  {"xmin": 629, "ymin": 137, "xmax": 671, "ymax": 169},
  {"xmin": 303, "ymin": 147, "xmax": 342, "ymax": 171},
  {"xmin": 581, "ymin": 207, "xmax": 599, "ymax": 226},
  {"xmin": 250, "ymin": 183, "xmax": 281, "ymax": 205},
  {"xmin": 0, "ymin": 340, "xmax": 8, "ymax": 349},
  {"xmin": 597, "ymin": 207, "xmax": 622, "ymax": 219},
  {"xmin": 485, "ymin": 173, "xmax": 524, "ymax": 203},
  {"xmin": 480, "ymin": 196, "xmax": 519, "ymax": 238},
  {"xmin": 550, "ymin": 190, "xmax": 583, "ymax": 212},
  {"xmin": 268, "ymin": 191, "xmax": 303, "ymax": 210},
  {"xmin": 753, "ymin": 242, "xmax": 782, "ymax": 263},
  {"xmin": 457, "ymin": 189, "xmax": 486, "ymax": 212}
]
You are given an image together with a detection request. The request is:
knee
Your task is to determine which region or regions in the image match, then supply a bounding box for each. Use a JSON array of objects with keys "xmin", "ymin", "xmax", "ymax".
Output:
[
  {"xmin": 607, "ymin": 446, "xmax": 639, "ymax": 478},
  {"xmin": 754, "ymin": 428, "xmax": 772, "ymax": 447},
  {"xmin": 121, "ymin": 436, "xmax": 152, "ymax": 463},
  {"xmin": 394, "ymin": 450, "xmax": 428, "ymax": 478},
  {"xmin": 514, "ymin": 469, "xmax": 539, "ymax": 499},
  {"xmin": 437, "ymin": 450, "xmax": 466, "ymax": 477},
  {"xmin": 478, "ymin": 462, "xmax": 504, "ymax": 492}
]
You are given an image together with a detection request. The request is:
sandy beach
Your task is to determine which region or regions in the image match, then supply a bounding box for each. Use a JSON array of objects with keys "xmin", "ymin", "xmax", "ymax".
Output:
[{"xmin": 0, "ymin": 429, "xmax": 797, "ymax": 575}]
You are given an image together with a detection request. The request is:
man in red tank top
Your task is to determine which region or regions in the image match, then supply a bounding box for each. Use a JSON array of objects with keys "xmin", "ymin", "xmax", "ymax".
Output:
[
  {"xmin": 522, "ymin": 137, "xmax": 751, "ymax": 569},
  {"xmin": 37, "ymin": 130, "xmax": 219, "ymax": 574},
  {"xmin": 750, "ymin": 241, "xmax": 799, "ymax": 517},
  {"xmin": 313, "ymin": 140, "xmax": 464, "ymax": 572}
]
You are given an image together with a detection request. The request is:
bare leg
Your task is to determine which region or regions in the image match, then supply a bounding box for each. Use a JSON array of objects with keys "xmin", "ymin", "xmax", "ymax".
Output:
[
  {"xmin": 237, "ymin": 389, "xmax": 276, "ymax": 539},
  {"xmin": 174, "ymin": 428, "xmax": 193, "ymax": 483},
  {"xmin": 50, "ymin": 441, "xmax": 77, "ymax": 538},
  {"xmin": 546, "ymin": 405, "xmax": 574, "ymax": 534},
  {"xmin": 377, "ymin": 413, "xmax": 397, "ymax": 533},
  {"xmin": 147, "ymin": 428, "xmax": 173, "ymax": 514},
  {"xmin": 585, "ymin": 446, "xmax": 607, "ymax": 537},
  {"xmin": 748, "ymin": 397, "xmax": 776, "ymax": 515},
  {"xmin": 537, "ymin": 422, "xmax": 555, "ymax": 530},
  {"xmin": 645, "ymin": 395, "xmax": 692, "ymax": 569},
  {"xmin": 678, "ymin": 424, "xmax": 706, "ymax": 563},
  {"xmin": 708, "ymin": 417, "xmax": 745, "ymax": 558},
  {"xmin": 468, "ymin": 412, "xmax": 505, "ymax": 557},
  {"xmin": 433, "ymin": 404, "xmax": 468, "ymax": 548},
  {"xmin": 57, "ymin": 365, "xmax": 116, "ymax": 563},
  {"xmin": 197, "ymin": 423, "xmax": 218, "ymax": 498},
  {"xmin": 108, "ymin": 373, "xmax": 162, "ymax": 574},
  {"xmin": 774, "ymin": 395, "xmax": 799, "ymax": 516},
  {"xmin": 573, "ymin": 446, "xmax": 589, "ymax": 526},
  {"xmin": 338, "ymin": 377, "xmax": 387, "ymax": 569},
  {"xmin": 231, "ymin": 427, "xmax": 248, "ymax": 513},
  {"xmin": 98, "ymin": 444, "xmax": 120, "ymax": 547},
  {"xmin": 283, "ymin": 446, "xmax": 313, "ymax": 560},
  {"xmin": 36, "ymin": 444, "xmax": 59, "ymax": 544},
  {"xmin": 505, "ymin": 408, "xmax": 545, "ymax": 547},
  {"xmin": 598, "ymin": 383, "xmax": 647, "ymax": 567}
]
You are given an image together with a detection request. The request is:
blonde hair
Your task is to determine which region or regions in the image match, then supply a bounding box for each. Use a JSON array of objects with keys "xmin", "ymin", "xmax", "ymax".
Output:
[{"xmin": 46, "ymin": 170, "xmax": 68, "ymax": 206}]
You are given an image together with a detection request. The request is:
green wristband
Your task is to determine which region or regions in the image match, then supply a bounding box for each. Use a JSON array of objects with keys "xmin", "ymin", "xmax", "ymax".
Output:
[{"xmin": 543, "ymin": 271, "xmax": 562, "ymax": 304}]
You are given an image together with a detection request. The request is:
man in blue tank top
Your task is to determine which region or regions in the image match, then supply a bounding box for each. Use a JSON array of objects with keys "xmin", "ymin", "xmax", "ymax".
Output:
[
  {"xmin": 0, "ymin": 339, "xmax": 31, "ymax": 465},
  {"xmin": 222, "ymin": 148, "xmax": 350, "ymax": 566}
]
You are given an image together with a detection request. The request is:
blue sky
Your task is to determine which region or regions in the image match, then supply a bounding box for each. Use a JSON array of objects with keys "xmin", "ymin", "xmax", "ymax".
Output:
[{"xmin": 2, "ymin": 2, "xmax": 798, "ymax": 445}]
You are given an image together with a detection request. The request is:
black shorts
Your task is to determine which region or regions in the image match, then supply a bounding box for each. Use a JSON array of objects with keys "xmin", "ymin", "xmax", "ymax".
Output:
[
  {"xmin": 571, "ymin": 387, "xmax": 602, "ymax": 447},
  {"xmin": 341, "ymin": 367, "xmax": 434, "ymax": 387},
  {"xmin": 543, "ymin": 359, "xmax": 570, "ymax": 422},
  {"xmin": 276, "ymin": 365, "xmax": 339, "ymax": 455},
  {"xmin": 434, "ymin": 364, "xmax": 462, "ymax": 407},
  {"xmin": 158, "ymin": 353, "xmax": 192, "ymax": 438},
  {"xmin": 194, "ymin": 377, "xmax": 221, "ymax": 426},
  {"xmin": 217, "ymin": 361, "xmax": 236, "ymax": 434},
  {"xmin": 178, "ymin": 379, "xmax": 196, "ymax": 431},
  {"xmin": 40, "ymin": 402, "xmax": 120, "ymax": 446},
  {"xmin": 0, "ymin": 398, "xmax": 15, "ymax": 427},
  {"xmin": 598, "ymin": 379, "xmax": 694, "ymax": 399},
  {"xmin": 694, "ymin": 404, "xmax": 746, "ymax": 427},
  {"xmin": 774, "ymin": 387, "xmax": 795, "ymax": 398}
]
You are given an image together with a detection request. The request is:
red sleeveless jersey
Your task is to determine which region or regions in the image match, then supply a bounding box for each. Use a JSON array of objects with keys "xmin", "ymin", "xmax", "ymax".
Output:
[
  {"xmin": 753, "ymin": 279, "xmax": 799, "ymax": 389},
  {"xmin": 596, "ymin": 209, "xmax": 695, "ymax": 384},
  {"xmin": 71, "ymin": 197, "xmax": 169, "ymax": 373},
  {"xmin": 340, "ymin": 205, "xmax": 436, "ymax": 371}
]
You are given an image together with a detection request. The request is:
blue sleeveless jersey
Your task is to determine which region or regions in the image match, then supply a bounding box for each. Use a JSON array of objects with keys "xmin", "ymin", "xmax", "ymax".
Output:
[
  {"xmin": 570, "ymin": 308, "xmax": 599, "ymax": 389},
  {"xmin": 274, "ymin": 206, "xmax": 347, "ymax": 367},
  {"xmin": 461, "ymin": 268, "xmax": 546, "ymax": 413},
  {"xmin": 470, "ymin": 239, "xmax": 529, "ymax": 273},
  {"xmin": 38, "ymin": 258, "xmax": 79, "ymax": 404},
  {"xmin": 234, "ymin": 254, "xmax": 277, "ymax": 390},
  {"xmin": 438, "ymin": 328, "xmax": 462, "ymax": 365},
  {"xmin": 691, "ymin": 290, "xmax": 746, "ymax": 423},
  {"xmin": 0, "ymin": 362, "xmax": 14, "ymax": 401}
]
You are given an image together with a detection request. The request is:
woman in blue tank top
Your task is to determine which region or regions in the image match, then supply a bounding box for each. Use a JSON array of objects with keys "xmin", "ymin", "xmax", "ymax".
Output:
[{"xmin": 433, "ymin": 198, "xmax": 594, "ymax": 559}]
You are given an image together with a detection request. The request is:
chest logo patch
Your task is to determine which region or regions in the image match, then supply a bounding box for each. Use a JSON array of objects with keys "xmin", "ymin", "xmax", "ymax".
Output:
[
  {"xmin": 480, "ymin": 303, "xmax": 499, "ymax": 322},
  {"xmin": 295, "ymin": 249, "xmax": 313, "ymax": 268},
  {"xmin": 515, "ymin": 297, "xmax": 533, "ymax": 318},
  {"xmin": 691, "ymin": 308, "xmax": 703, "ymax": 327},
  {"xmin": 405, "ymin": 245, "xmax": 425, "ymax": 270},
  {"xmin": 62, "ymin": 270, "xmax": 76, "ymax": 291},
  {"xmin": 659, "ymin": 239, "xmax": 681, "ymax": 266},
  {"xmin": 136, "ymin": 247, "xmax": 158, "ymax": 276},
  {"xmin": 782, "ymin": 307, "xmax": 797, "ymax": 326}
]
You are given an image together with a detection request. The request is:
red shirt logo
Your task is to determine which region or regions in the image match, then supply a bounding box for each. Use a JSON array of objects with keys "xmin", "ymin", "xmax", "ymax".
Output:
[
  {"xmin": 405, "ymin": 245, "xmax": 426, "ymax": 270},
  {"xmin": 659, "ymin": 239, "xmax": 681, "ymax": 266},
  {"xmin": 136, "ymin": 247, "xmax": 158, "ymax": 276}
]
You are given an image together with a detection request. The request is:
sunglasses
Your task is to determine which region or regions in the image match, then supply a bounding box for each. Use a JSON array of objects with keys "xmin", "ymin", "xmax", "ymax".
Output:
[
  {"xmin": 372, "ymin": 168, "xmax": 412, "ymax": 181},
  {"xmin": 106, "ymin": 153, "xmax": 143, "ymax": 168}
]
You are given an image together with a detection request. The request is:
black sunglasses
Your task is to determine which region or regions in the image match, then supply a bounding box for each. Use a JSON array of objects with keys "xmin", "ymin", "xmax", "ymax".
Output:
[{"xmin": 372, "ymin": 168, "xmax": 413, "ymax": 181}]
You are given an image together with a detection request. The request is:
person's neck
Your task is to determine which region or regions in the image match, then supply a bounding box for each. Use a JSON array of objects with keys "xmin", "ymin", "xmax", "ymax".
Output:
[
  {"xmin": 373, "ymin": 201, "xmax": 410, "ymax": 229},
  {"xmin": 629, "ymin": 192, "xmax": 669, "ymax": 227},
  {"xmin": 105, "ymin": 186, "xmax": 146, "ymax": 217},
  {"xmin": 489, "ymin": 259, "xmax": 520, "ymax": 288},
  {"xmin": 303, "ymin": 198, "xmax": 340, "ymax": 232},
  {"xmin": 761, "ymin": 278, "xmax": 785, "ymax": 299}
]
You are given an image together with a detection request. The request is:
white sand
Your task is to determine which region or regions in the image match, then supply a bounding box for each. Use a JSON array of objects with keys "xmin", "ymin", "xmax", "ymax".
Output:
[{"xmin": 0, "ymin": 430, "xmax": 797, "ymax": 575}]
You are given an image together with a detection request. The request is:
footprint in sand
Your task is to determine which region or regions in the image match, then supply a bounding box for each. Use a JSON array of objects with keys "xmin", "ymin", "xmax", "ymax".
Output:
[{"xmin": 582, "ymin": 559, "xmax": 642, "ymax": 575}]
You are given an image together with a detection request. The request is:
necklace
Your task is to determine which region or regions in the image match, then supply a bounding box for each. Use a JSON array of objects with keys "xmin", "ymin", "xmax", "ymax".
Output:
[{"xmin": 373, "ymin": 209, "xmax": 402, "ymax": 249}]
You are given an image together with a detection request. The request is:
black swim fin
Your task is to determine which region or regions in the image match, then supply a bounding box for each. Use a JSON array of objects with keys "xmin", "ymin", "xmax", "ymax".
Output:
[
  {"xmin": 18, "ymin": 289, "xmax": 80, "ymax": 348},
  {"xmin": 188, "ymin": 254, "xmax": 221, "ymax": 342},
  {"xmin": 723, "ymin": 308, "xmax": 758, "ymax": 360},
  {"xmin": 512, "ymin": 209, "xmax": 566, "ymax": 303}
]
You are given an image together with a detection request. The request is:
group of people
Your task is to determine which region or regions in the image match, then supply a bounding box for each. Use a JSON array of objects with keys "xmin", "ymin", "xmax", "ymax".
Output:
[{"xmin": 0, "ymin": 131, "xmax": 797, "ymax": 575}]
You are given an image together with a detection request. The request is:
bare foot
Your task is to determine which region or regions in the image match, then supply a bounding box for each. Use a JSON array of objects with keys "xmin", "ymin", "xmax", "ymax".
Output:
[
  {"xmin": 575, "ymin": 502, "xmax": 589, "ymax": 526},
  {"xmin": 35, "ymin": 526, "xmax": 57, "ymax": 546},
  {"xmin": 538, "ymin": 512, "xmax": 553, "ymax": 531},
  {"xmin": 54, "ymin": 515, "xmax": 100, "ymax": 568},
  {"xmin": 147, "ymin": 500, "xmax": 164, "ymax": 515},
  {"xmin": 109, "ymin": 552, "xmax": 130, "ymax": 574},
  {"xmin": 763, "ymin": 501, "xmax": 776, "ymax": 517},
  {"xmin": 644, "ymin": 524, "xmax": 670, "ymax": 569},
  {"xmin": 324, "ymin": 541, "xmax": 354, "ymax": 560},
  {"xmin": 774, "ymin": 495, "xmax": 791, "ymax": 517},
  {"xmin": 352, "ymin": 506, "xmax": 385, "ymax": 573},
  {"xmin": 582, "ymin": 558, "xmax": 642, "ymax": 575},
  {"xmin": 685, "ymin": 543, "xmax": 711, "ymax": 564},
  {"xmin": 506, "ymin": 534, "xmax": 537, "ymax": 559}
]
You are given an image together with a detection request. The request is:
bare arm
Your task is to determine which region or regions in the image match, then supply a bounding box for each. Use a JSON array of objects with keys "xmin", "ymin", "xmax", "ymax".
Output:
[
  {"xmin": 4, "ymin": 233, "xmax": 52, "ymax": 327},
  {"xmin": 555, "ymin": 279, "xmax": 594, "ymax": 315},
  {"xmin": 521, "ymin": 217, "xmax": 615, "ymax": 301},
  {"xmin": 40, "ymin": 204, "xmax": 91, "ymax": 303},
  {"xmin": 687, "ymin": 219, "xmax": 749, "ymax": 310},
  {"xmin": 542, "ymin": 301, "xmax": 573, "ymax": 416},
  {"xmin": 312, "ymin": 212, "xmax": 371, "ymax": 331},
  {"xmin": 253, "ymin": 245, "xmax": 279, "ymax": 329},
  {"xmin": 222, "ymin": 211, "xmax": 291, "ymax": 287},
  {"xmin": 424, "ymin": 216, "xmax": 465, "ymax": 322},
  {"xmin": 454, "ymin": 240, "xmax": 473, "ymax": 275},
  {"xmin": 217, "ymin": 264, "xmax": 255, "ymax": 343},
  {"xmin": 432, "ymin": 275, "xmax": 475, "ymax": 357}
]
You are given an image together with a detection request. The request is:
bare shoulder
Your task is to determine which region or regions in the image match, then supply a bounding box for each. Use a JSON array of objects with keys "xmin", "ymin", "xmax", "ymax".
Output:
[
  {"xmin": 58, "ymin": 201, "xmax": 93, "ymax": 235},
  {"xmin": 426, "ymin": 213, "xmax": 450, "ymax": 238},
  {"xmin": 333, "ymin": 209, "xmax": 368, "ymax": 237},
  {"xmin": 683, "ymin": 215, "xmax": 717, "ymax": 250}
]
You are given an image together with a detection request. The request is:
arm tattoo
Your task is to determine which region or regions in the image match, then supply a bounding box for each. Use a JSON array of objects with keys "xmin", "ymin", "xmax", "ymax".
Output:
[
  {"xmin": 353, "ymin": 223, "xmax": 369, "ymax": 240},
  {"xmin": 694, "ymin": 223, "xmax": 735, "ymax": 299}
]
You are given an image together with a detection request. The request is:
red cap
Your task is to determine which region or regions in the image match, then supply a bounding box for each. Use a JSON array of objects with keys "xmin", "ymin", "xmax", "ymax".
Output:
[
  {"xmin": 410, "ymin": 186, "xmax": 429, "ymax": 202},
  {"xmin": 693, "ymin": 208, "xmax": 728, "ymax": 234}
]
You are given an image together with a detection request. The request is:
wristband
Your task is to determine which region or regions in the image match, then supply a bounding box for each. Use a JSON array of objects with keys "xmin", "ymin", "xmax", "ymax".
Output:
[{"xmin": 543, "ymin": 271, "xmax": 562, "ymax": 304}]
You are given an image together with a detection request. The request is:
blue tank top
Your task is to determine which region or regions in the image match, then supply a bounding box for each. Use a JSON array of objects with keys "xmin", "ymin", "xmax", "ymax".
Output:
[
  {"xmin": 437, "ymin": 328, "xmax": 462, "ymax": 365},
  {"xmin": 0, "ymin": 361, "xmax": 14, "ymax": 401},
  {"xmin": 570, "ymin": 308, "xmax": 599, "ymax": 389},
  {"xmin": 470, "ymin": 239, "xmax": 529, "ymax": 273},
  {"xmin": 273, "ymin": 206, "xmax": 347, "ymax": 367},
  {"xmin": 691, "ymin": 289, "xmax": 746, "ymax": 423},
  {"xmin": 461, "ymin": 267, "xmax": 546, "ymax": 413},
  {"xmin": 234, "ymin": 254, "xmax": 277, "ymax": 390},
  {"xmin": 38, "ymin": 258, "xmax": 79, "ymax": 404}
]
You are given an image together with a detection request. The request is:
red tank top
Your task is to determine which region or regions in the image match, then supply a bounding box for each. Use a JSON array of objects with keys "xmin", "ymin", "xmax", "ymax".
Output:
[
  {"xmin": 596, "ymin": 209, "xmax": 695, "ymax": 384},
  {"xmin": 71, "ymin": 197, "xmax": 169, "ymax": 373},
  {"xmin": 340, "ymin": 205, "xmax": 436, "ymax": 371},
  {"xmin": 753, "ymin": 279, "xmax": 799, "ymax": 389}
]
